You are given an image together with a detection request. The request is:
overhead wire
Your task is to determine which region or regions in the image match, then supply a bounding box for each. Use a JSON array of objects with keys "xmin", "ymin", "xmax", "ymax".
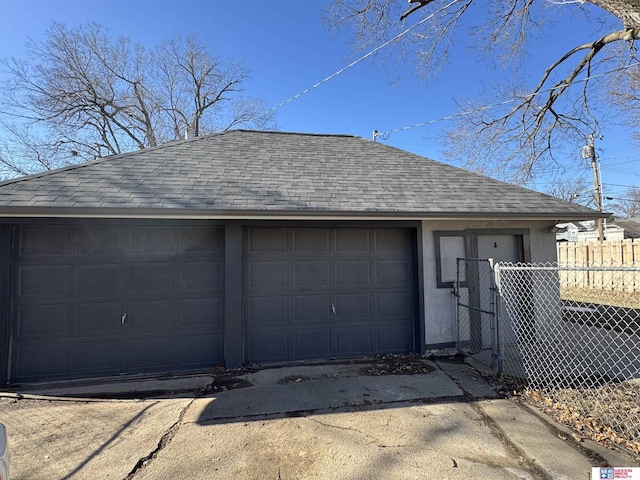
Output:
[
  {"xmin": 604, "ymin": 182, "xmax": 640, "ymax": 188},
  {"xmin": 271, "ymin": 0, "xmax": 464, "ymax": 111},
  {"xmin": 268, "ymin": 0, "xmax": 640, "ymax": 144},
  {"xmin": 606, "ymin": 158, "xmax": 640, "ymax": 165},
  {"xmin": 377, "ymin": 61, "xmax": 640, "ymax": 137},
  {"xmin": 604, "ymin": 195, "xmax": 638, "ymax": 201},
  {"xmin": 266, "ymin": 2, "xmax": 640, "ymax": 176},
  {"xmin": 601, "ymin": 166, "xmax": 640, "ymax": 176}
]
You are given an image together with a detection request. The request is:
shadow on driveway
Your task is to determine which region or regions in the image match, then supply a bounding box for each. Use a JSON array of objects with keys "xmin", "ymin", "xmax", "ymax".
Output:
[{"xmin": 188, "ymin": 359, "xmax": 492, "ymax": 425}]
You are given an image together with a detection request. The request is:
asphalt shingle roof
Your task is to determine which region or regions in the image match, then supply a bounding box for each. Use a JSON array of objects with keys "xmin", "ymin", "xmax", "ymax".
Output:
[{"xmin": 0, "ymin": 130, "xmax": 602, "ymax": 219}]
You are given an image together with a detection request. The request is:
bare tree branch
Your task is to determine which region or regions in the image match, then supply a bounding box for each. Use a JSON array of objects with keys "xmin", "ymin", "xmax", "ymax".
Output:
[
  {"xmin": 0, "ymin": 23, "xmax": 277, "ymax": 178},
  {"xmin": 545, "ymin": 176, "xmax": 595, "ymax": 206},
  {"xmin": 326, "ymin": 0, "xmax": 640, "ymax": 182},
  {"xmin": 608, "ymin": 186, "xmax": 640, "ymax": 217}
]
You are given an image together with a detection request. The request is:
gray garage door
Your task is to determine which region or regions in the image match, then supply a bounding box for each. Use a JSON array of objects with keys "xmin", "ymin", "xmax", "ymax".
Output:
[
  {"xmin": 244, "ymin": 227, "xmax": 417, "ymax": 363},
  {"xmin": 11, "ymin": 223, "xmax": 224, "ymax": 382}
]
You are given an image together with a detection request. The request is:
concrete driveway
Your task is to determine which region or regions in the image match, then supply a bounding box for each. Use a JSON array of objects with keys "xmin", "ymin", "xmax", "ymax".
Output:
[{"xmin": 0, "ymin": 358, "xmax": 633, "ymax": 479}]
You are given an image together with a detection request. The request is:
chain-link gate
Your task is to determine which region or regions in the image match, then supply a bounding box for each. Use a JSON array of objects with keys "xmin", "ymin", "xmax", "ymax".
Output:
[{"xmin": 454, "ymin": 258, "xmax": 499, "ymax": 370}]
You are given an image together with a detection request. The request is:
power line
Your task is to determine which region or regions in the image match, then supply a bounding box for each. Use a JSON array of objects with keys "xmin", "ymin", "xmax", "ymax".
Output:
[
  {"xmin": 269, "ymin": 4, "xmax": 640, "ymax": 150},
  {"xmin": 270, "ymin": 0, "xmax": 640, "ymax": 145},
  {"xmin": 602, "ymin": 165, "xmax": 640, "ymax": 171},
  {"xmin": 604, "ymin": 182, "xmax": 640, "ymax": 188},
  {"xmin": 377, "ymin": 62, "xmax": 640, "ymax": 136},
  {"xmin": 601, "ymin": 166, "xmax": 640, "ymax": 176},
  {"xmin": 375, "ymin": 99, "xmax": 517, "ymax": 138},
  {"xmin": 604, "ymin": 195, "xmax": 639, "ymax": 202},
  {"xmin": 271, "ymin": 0, "xmax": 463, "ymax": 111},
  {"xmin": 606, "ymin": 158, "xmax": 640, "ymax": 166}
]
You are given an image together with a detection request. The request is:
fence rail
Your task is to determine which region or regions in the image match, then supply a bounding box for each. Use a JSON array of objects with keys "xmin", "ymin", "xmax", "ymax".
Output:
[
  {"xmin": 557, "ymin": 239, "xmax": 640, "ymax": 267},
  {"xmin": 493, "ymin": 263, "xmax": 640, "ymax": 455},
  {"xmin": 557, "ymin": 239, "xmax": 640, "ymax": 292}
]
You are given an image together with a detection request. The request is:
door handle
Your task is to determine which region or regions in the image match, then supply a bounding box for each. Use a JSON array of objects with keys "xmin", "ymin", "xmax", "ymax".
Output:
[
  {"xmin": 121, "ymin": 313, "xmax": 128, "ymax": 325},
  {"xmin": 331, "ymin": 304, "xmax": 336, "ymax": 315}
]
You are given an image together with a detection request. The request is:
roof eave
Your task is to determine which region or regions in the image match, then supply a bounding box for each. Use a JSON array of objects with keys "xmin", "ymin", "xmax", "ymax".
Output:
[{"xmin": 0, "ymin": 206, "xmax": 610, "ymax": 221}]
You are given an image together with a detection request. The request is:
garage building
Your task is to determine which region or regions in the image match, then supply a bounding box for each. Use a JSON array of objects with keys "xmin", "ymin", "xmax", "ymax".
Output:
[{"xmin": 0, "ymin": 130, "xmax": 601, "ymax": 383}]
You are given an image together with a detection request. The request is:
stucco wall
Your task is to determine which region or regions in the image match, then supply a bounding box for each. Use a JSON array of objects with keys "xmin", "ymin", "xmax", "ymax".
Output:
[{"xmin": 420, "ymin": 219, "xmax": 557, "ymax": 347}]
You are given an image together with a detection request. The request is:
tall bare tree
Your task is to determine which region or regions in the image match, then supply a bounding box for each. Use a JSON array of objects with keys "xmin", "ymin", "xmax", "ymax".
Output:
[
  {"xmin": 0, "ymin": 23, "xmax": 276, "ymax": 177},
  {"xmin": 608, "ymin": 186, "xmax": 640, "ymax": 217},
  {"xmin": 545, "ymin": 176, "xmax": 595, "ymax": 207},
  {"xmin": 326, "ymin": 0, "xmax": 640, "ymax": 182}
]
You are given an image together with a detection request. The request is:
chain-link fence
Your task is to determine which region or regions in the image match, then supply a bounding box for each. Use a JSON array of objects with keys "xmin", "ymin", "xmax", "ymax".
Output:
[{"xmin": 494, "ymin": 263, "xmax": 640, "ymax": 455}]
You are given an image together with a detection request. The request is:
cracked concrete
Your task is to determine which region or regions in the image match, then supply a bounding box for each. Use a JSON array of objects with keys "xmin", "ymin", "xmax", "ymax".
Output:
[
  {"xmin": 1, "ymin": 358, "xmax": 634, "ymax": 479},
  {"xmin": 0, "ymin": 396, "xmax": 190, "ymax": 480},
  {"xmin": 125, "ymin": 399, "xmax": 195, "ymax": 479},
  {"xmin": 134, "ymin": 402, "xmax": 541, "ymax": 480}
]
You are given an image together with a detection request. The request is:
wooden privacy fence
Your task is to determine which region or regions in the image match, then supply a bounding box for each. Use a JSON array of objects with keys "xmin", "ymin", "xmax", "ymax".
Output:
[{"xmin": 557, "ymin": 239, "xmax": 640, "ymax": 292}]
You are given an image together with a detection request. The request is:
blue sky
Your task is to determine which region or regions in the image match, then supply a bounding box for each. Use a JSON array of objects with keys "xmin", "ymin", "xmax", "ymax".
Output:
[{"xmin": 0, "ymin": 0, "xmax": 638, "ymax": 205}]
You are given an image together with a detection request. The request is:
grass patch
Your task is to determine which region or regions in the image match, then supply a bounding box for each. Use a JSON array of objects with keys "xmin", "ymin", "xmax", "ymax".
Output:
[{"xmin": 560, "ymin": 287, "xmax": 640, "ymax": 309}]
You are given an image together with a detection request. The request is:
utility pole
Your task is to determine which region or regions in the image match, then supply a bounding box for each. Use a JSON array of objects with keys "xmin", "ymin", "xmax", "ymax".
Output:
[{"xmin": 583, "ymin": 134, "xmax": 604, "ymax": 241}]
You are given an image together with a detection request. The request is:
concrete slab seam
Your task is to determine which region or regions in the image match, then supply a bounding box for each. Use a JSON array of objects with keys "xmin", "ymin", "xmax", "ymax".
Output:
[
  {"xmin": 435, "ymin": 361, "xmax": 551, "ymax": 479},
  {"xmin": 472, "ymin": 400, "xmax": 553, "ymax": 480}
]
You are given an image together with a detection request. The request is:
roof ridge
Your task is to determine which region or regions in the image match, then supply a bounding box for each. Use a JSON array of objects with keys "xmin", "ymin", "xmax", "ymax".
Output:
[{"xmin": 232, "ymin": 129, "xmax": 356, "ymax": 138}]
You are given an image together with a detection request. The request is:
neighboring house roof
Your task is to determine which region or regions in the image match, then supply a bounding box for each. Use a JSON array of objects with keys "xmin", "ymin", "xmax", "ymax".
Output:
[
  {"xmin": 556, "ymin": 217, "xmax": 640, "ymax": 242},
  {"xmin": 0, "ymin": 130, "xmax": 605, "ymax": 219},
  {"xmin": 555, "ymin": 221, "xmax": 591, "ymax": 241},
  {"xmin": 614, "ymin": 218, "xmax": 640, "ymax": 238},
  {"xmin": 571, "ymin": 221, "xmax": 594, "ymax": 232}
]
